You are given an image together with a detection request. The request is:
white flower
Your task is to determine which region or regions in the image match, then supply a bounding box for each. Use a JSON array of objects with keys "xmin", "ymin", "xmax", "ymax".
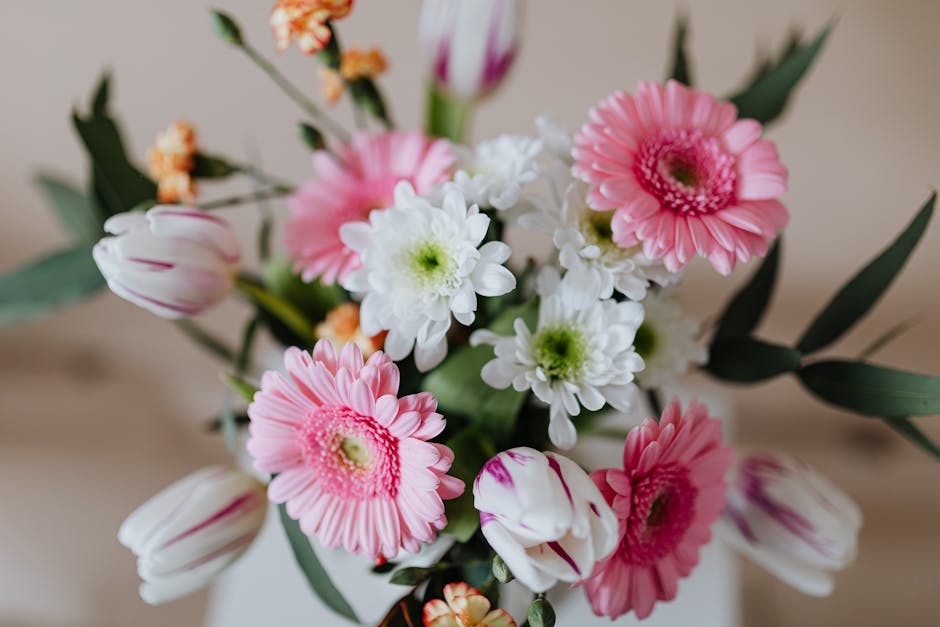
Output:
[
  {"xmin": 474, "ymin": 447, "xmax": 619, "ymax": 592},
  {"xmin": 471, "ymin": 269, "xmax": 644, "ymax": 449},
  {"xmin": 716, "ymin": 449, "xmax": 863, "ymax": 597},
  {"xmin": 341, "ymin": 181, "xmax": 515, "ymax": 371},
  {"xmin": 419, "ymin": 0, "xmax": 522, "ymax": 101},
  {"xmin": 118, "ymin": 466, "xmax": 267, "ymax": 605},
  {"xmin": 92, "ymin": 206, "xmax": 241, "ymax": 318},
  {"xmin": 452, "ymin": 134, "xmax": 543, "ymax": 212},
  {"xmin": 634, "ymin": 288, "xmax": 707, "ymax": 389}
]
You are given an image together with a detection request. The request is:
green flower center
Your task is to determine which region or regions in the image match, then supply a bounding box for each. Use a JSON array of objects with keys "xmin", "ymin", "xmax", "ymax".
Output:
[
  {"xmin": 633, "ymin": 322, "xmax": 657, "ymax": 359},
  {"xmin": 668, "ymin": 157, "xmax": 701, "ymax": 187},
  {"xmin": 406, "ymin": 240, "xmax": 456, "ymax": 289},
  {"xmin": 533, "ymin": 325, "xmax": 588, "ymax": 380},
  {"xmin": 340, "ymin": 436, "xmax": 370, "ymax": 467},
  {"xmin": 581, "ymin": 209, "xmax": 618, "ymax": 250}
]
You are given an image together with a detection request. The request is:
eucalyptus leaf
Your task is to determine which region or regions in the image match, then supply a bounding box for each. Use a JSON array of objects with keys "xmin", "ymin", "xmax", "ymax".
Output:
[
  {"xmin": 885, "ymin": 417, "xmax": 940, "ymax": 461},
  {"xmin": 667, "ymin": 13, "xmax": 693, "ymax": 86},
  {"xmin": 796, "ymin": 193, "xmax": 935, "ymax": 354},
  {"xmin": 799, "ymin": 360, "xmax": 940, "ymax": 417},
  {"xmin": 192, "ymin": 153, "xmax": 236, "ymax": 178},
  {"xmin": 705, "ymin": 336, "xmax": 802, "ymax": 383},
  {"xmin": 729, "ymin": 22, "xmax": 832, "ymax": 125},
  {"xmin": 278, "ymin": 504, "xmax": 361, "ymax": 624},
  {"xmin": 34, "ymin": 173, "xmax": 104, "ymax": 243},
  {"xmin": 713, "ymin": 238, "xmax": 781, "ymax": 339},
  {"xmin": 0, "ymin": 246, "xmax": 104, "ymax": 326}
]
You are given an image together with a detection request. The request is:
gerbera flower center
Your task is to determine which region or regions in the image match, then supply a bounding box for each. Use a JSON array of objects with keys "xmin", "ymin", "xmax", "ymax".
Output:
[
  {"xmin": 633, "ymin": 322, "xmax": 657, "ymax": 359},
  {"xmin": 634, "ymin": 129, "xmax": 737, "ymax": 217},
  {"xmin": 621, "ymin": 464, "xmax": 697, "ymax": 566},
  {"xmin": 533, "ymin": 325, "xmax": 588, "ymax": 380},
  {"xmin": 298, "ymin": 404, "xmax": 400, "ymax": 499}
]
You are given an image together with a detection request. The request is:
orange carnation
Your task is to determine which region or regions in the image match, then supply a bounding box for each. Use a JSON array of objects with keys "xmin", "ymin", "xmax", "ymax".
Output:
[{"xmin": 270, "ymin": 0, "xmax": 353, "ymax": 55}]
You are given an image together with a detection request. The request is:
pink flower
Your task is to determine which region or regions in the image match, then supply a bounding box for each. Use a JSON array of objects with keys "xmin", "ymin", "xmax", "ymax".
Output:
[
  {"xmin": 584, "ymin": 400, "xmax": 734, "ymax": 620},
  {"xmin": 573, "ymin": 80, "xmax": 788, "ymax": 275},
  {"xmin": 246, "ymin": 339, "xmax": 465, "ymax": 559},
  {"xmin": 286, "ymin": 130, "xmax": 455, "ymax": 284}
]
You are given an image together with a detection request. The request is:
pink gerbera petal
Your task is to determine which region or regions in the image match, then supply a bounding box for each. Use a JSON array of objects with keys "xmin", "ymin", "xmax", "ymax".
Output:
[
  {"xmin": 247, "ymin": 340, "xmax": 465, "ymax": 560},
  {"xmin": 285, "ymin": 130, "xmax": 455, "ymax": 285},
  {"xmin": 573, "ymin": 80, "xmax": 789, "ymax": 275},
  {"xmin": 583, "ymin": 399, "xmax": 734, "ymax": 621}
]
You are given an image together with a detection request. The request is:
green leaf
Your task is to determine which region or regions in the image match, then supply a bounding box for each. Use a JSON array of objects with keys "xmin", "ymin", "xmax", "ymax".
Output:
[
  {"xmin": 297, "ymin": 121, "xmax": 326, "ymax": 151},
  {"xmin": 277, "ymin": 504, "xmax": 361, "ymax": 624},
  {"xmin": 421, "ymin": 300, "xmax": 538, "ymax": 444},
  {"xmin": 799, "ymin": 360, "xmax": 940, "ymax": 417},
  {"xmin": 442, "ymin": 428, "xmax": 497, "ymax": 542},
  {"xmin": 713, "ymin": 238, "xmax": 781, "ymax": 339},
  {"xmin": 220, "ymin": 372, "xmax": 259, "ymax": 403},
  {"xmin": 857, "ymin": 315, "xmax": 923, "ymax": 360},
  {"xmin": 91, "ymin": 72, "xmax": 111, "ymax": 117},
  {"xmin": 884, "ymin": 417, "xmax": 940, "ymax": 461},
  {"xmin": 796, "ymin": 193, "xmax": 935, "ymax": 354},
  {"xmin": 34, "ymin": 173, "xmax": 104, "ymax": 242},
  {"xmin": 262, "ymin": 257, "xmax": 345, "ymax": 323},
  {"xmin": 426, "ymin": 82, "xmax": 472, "ymax": 144},
  {"xmin": 209, "ymin": 9, "xmax": 244, "ymax": 46},
  {"xmin": 192, "ymin": 153, "xmax": 236, "ymax": 178},
  {"xmin": 71, "ymin": 75, "xmax": 157, "ymax": 217},
  {"xmin": 389, "ymin": 567, "xmax": 432, "ymax": 586},
  {"xmin": 528, "ymin": 595, "xmax": 557, "ymax": 627},
  {"xmin": 235, "ymin": 275, "xmax": 315, "ymax": 347},
  {"xmin": 705, "ymin": 336, "xmax": 802, "ymax": 383},
  {"xmin": 0, "ymin": 246, "xmax": 105, "ymax": 326},
  {"xmin": 173, "ymin": 319, "xmax": 237, "ymax": 364},
  {"xmin": 667, "ymin": 12, "xmax": 693, "ymax": 86},
  {"xmin": 729, "ymin": 22, "xmax": 832, "ymax": 124},
  {"xmin": 348, "ymin": 77, "xmax": 394, "ymax": 129}
]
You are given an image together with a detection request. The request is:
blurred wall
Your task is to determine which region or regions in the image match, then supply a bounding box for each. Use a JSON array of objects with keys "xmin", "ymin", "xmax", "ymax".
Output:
[{"xmin": 1, "ymin": 1, "xmax": 938, "ymax": 626}]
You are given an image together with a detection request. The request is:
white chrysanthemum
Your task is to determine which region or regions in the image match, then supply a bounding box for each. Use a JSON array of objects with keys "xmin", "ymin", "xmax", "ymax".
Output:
[
  {"xmin": 341, "ymin": 181, "xmax": 516, "ymax": 371},
  {"xmin": 634, "ymin": 288, "xmax": 707, "ymax": 389},
  {"xmin": 452, "ymin": 134, "xmax": 543, "ymax": 211},
  {"xmin": 471, "ymin": 269, "xmax": 645, "ymax": 449}
]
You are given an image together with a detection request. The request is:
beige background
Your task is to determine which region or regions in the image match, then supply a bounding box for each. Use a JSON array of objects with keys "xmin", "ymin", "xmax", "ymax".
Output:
[{"xmin": 2, "ymin": 1, "xmax": 939, "ymax": 625}]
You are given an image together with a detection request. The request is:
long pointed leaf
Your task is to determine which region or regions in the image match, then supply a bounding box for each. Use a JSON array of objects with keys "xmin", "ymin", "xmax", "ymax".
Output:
[
  {"xmin": 799, "ymin": 360, "xmax": 940, "ymax": 417},
  {"xmin": 705, "ymin": 336, "xmax": 801, "ymax": 383},
  {"xmin": 667, "ymin": 13, "xmax": 693, "ymax": 86},
  {"xmin": 713, "ymin": 238, "xmax": 781, "ymax": 339},
  {"xmin": 797, "ymin": 193, "xmax": 935, "ymax": 354},
  {"xmin": 857, "ymin": 315, "xmax": 923, "ymax": 359},
  {"xmin": 885, "ymin": 417, "xmax": 940, "ymax": 461},
  {"xmin": 278, "ymin": 503, "xmax": 361, "ymax": 624},
  {"xmin": 34, "ymin": 174, "xmax": 104, "ymax": 242},
  {"xmin": 729, "ymin": 22, "xmax": 832, "ymax": 124},
  {"xmin": 0, "ymin": 246, "xmax": 105, "ymax": 326}
]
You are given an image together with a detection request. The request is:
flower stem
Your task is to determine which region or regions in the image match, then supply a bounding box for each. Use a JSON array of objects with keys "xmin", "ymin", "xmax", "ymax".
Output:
[
  {"xmin": 173, "ymin": 319, "xmax": 237, "ymax": 364},
  {"xmin": 240, "ymin": 41, "xmax": 351, "ymax": 143},
  {"xmin": 198, "ymin": 186, "xmax": 294, "ymax": 210}
]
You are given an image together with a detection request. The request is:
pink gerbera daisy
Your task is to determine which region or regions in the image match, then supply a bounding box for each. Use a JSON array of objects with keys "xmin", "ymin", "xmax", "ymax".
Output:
[
  {"xmin": 573, "ymin": 80, "xmax": 789, "ymax": 275},
  {"xmin": 584, "ymin": 399, "xmax": 734, "ymax": 620},
  {"xmin": 286, "ymin": 130, "xmax": 455, "ymax": 284},
  {"xmin": 246, "ymin": 339, "xmax": 465, "ymax": 559}
]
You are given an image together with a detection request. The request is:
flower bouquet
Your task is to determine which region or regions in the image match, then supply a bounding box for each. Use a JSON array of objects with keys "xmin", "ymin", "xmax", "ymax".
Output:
[{"xmin": 4, "ymin": 1, "xmax": 939, "ymax": 625}]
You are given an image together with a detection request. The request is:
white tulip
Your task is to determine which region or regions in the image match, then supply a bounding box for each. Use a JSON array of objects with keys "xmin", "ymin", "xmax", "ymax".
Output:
[
  {"xmin": 93, "ymin": 205, "xmax": 241, "ymax": 318},
  {"xmin": 473, "ymin": 447, "xmax": 618, "ymax": 592},
  {"xmin": 419, "ymin": 0, "xmax": 522, "ymax": 100},
  {"xmin": 118, "ymin": 466, "xmax": 267, "ymax": 605},
  {"xmin": 717, "ymin": 449, "xmax": 862, "ymax": 596}
]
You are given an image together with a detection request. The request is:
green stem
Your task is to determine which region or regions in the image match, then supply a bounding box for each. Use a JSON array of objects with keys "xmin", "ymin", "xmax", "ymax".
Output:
[
  {"xmin": 241, "ymin": 42, "xmax": 351, "ymax": 143},
  {"xmin": 198, "ymin": 186, "xmax": 293, "ymax": 210},
  {"xmin": 231, "ymin": 162, "xmax": 297, "ymax": 192},
  {"xmin": 236, "ymin": 316, "xmax": 261, "ymax": 375},
  {"xmin": 173, "ymin": 319, "xmax": 237, "ymax": 364},
  {"xmin": 647, "ymin": 388, "xmax": 664, "ymax": 417},
  {"xmin": 234, "ymin": 275, "xmax": 314, "ymax": 343},
  {"xmin": 426, "ymin": 83, "xmax": 473, "ymax": 143}
]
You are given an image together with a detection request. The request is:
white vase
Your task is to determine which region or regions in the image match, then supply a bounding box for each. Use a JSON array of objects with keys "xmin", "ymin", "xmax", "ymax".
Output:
[{"xmin": 205, "ymin": 381, "xmax": 739, "ymax": 626}]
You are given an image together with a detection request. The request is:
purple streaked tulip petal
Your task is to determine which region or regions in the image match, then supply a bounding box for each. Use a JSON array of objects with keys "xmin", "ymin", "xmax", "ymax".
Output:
[
  {"xmin": 93, "ymin": 205, "xmax": 241, "ymax": 319},
  {"xmin": 419, "ymin": 0, "xmax": 522, "ymax": 101},
  {"xmin": 118, "ymin": 466, "xmax": 266, "ymax": 605},
  {"xmin": 717, "ymin": 448, "xmax": 862, "ymax": 597},
  {"xmin": 473, "ymin": 447, "xmax": 618, "ymax": 592}
]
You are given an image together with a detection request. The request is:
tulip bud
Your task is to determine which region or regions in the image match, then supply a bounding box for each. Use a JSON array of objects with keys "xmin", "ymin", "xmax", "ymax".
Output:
[
  {"xmin": 473, "ymin": 447, "xmax": 618, "ymax": 593},
  {"xmin": 118, "ymin": 466, "xmax": 267, "ymax": 605},
  {"xmin": 419, "ymin": 0, "xmax": 522, "ymax": 101},
  {"xmin": 717, "ymin": 449, "xmax": 862, "ymax": 597},
  {"xmin": 93, "ymin": 206, "xmax": 241, "ymax": 318}
]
